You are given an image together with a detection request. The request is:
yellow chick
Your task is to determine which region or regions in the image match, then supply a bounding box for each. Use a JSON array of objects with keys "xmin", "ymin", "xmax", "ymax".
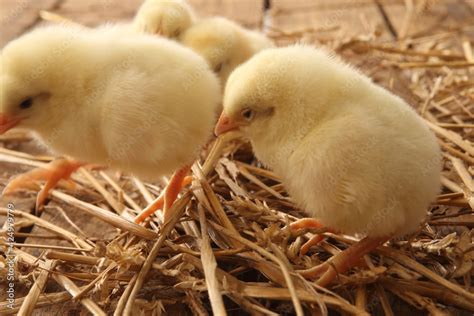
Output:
[
  {"xmin": 180, "ymin": 17, "xmax": 274, "ymax": 85},
  {"xmin": 1, "ymin": 24, "xmax": 220, "ymax": 220},
  {"xmin": 133, "ymin": 0, "xmax": 195, "ymax": 38},
  {"xmin": 215, "ymin": 45, "xmax": 441, "ymax": 287}
]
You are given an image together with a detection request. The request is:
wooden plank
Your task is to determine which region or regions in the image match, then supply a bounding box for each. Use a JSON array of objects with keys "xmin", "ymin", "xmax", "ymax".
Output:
[
  {"xmin": 1, "ymin": 0, "xmax": 265, "ymax": 47},
  {"xmin": 50, "ymin": 0, "xmax": 142, "ymax": 26},
  {"xmin": 271, "ymin": 0, "xmax": 388, "ymax": 39},
  {"xmin": 0, "ymin": 0, "xmax": 59, "ymax": 47},
  {"xmin": 270, "ymin": 0, "xmax": 469, "ymax": 41},
  {"xmin": 272, "ymin": 0, "xmax": 403, "ymax": 11},
  {"xmin": 188, "ymin": 0, "xmax": 264, "ymax": 28},
  {"xmin": 382, "ymin": 0, "xmax": 465, "ymax": 39},
  {"xmin": 55, "ymin": 0, "xmax": 265, "ymax": 29}
]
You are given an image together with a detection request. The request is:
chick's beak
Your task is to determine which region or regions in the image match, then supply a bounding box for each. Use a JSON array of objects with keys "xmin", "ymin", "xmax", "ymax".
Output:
[
  {"xmin": 214, "ymin": 113, "xmax": 240, "ymax": 136},
  {"xmin": 0, "ymin": 114, "xmax": 21, "ymax": 134}
]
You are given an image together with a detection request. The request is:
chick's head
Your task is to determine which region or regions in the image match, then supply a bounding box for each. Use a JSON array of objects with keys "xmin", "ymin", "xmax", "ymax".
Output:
[
  {"xmin": 134, "ymin": 0, "xmax": 195, "ymax": 38},
  {"xmin": 215, "ymin": 46, "xmax": 317, "ymax": 142},
  {"xmin": 180, "ymin": 17, "xmax": 252, "ymax": 84},
  {"xmin": 0, "ymin": 27, "xmax": 83, "ymax": 134}
]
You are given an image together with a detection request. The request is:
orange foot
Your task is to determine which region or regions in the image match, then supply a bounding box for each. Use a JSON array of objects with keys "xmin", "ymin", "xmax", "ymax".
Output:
[
  {"xmin": 134, "ymin": 165, "xmax": 192, "ymax": 224},
  {"xmin": 298, "ymin": 236, "xmax": 388, "ymax": 287},
  {"xmin": 3, "ymin": 158, "xmax": 84, "ymax": 210},
  {"xmin": 290, "ymin": 218, "xmax": 334, "ymax": 256}
]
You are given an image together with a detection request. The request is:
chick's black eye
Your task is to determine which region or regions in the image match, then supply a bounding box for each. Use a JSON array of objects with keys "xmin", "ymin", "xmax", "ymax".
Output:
[
  {"xmin": 19, "ymin": 97, "xmax": 33, "ymax": 109},
  {"xmin": 241, "ymin": 108, "xmax": 254, "ymax": 121}
]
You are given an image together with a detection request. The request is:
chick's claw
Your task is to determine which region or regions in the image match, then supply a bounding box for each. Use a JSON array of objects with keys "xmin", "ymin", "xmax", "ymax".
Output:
[
  {"xmin": 299, "ymin": 262, "xmax": 330, "ymax": 279},
  {"xmin": 299, "ymin": 236, "xmax": 388, "ymax": 287},
  {"xmin": 290, "ymin": 218, "xmax": 325, "ymax": 231},
  {"xmin": 299, "ymin": 234, "xmax": 326, "ymax": 256},
  {"xmin": 3, "ymin": 158, "xmax": 84, "ymax": 210},
  {"xmin": 134, "ymin": 169, "xmax": 192, "ymax": 224},
  {"xmin": 290, "ymin": 218, "xmax": 333, "ymax": 256}
]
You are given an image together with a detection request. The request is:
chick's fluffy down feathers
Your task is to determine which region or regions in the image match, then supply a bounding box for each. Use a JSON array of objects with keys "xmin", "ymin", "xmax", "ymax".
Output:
[
  {"xmin": 1, "ymin": 25, "xmax": 220, "ymax": 179},
  {"xmin": 180, "ymin": 17, "xmax": 274, "ymax": 84},
  {"xmin": 224, "ymin": 46, "xmax": 441, "ymax": 237},
  {"xmin": 133, "ymin": 0, "xmax": 195, "ymax": 37},
  {"xmin": 132, "ymin": 3, "xmax": 273, "ymax": 84}
]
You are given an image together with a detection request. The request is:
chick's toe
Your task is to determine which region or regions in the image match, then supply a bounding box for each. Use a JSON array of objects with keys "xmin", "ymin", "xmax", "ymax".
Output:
[
  {"xmin": 290, "ymin": 218, "xmax": 332, "ymax": 256},
  {"xmin": 299, "ymin": 236, "xmax": 388, "ymax": 286},
  {"xmin": 134, "ymin": 172, "xmax": 193, "ymax": 224},
  {"xmin": 3, "ymin": 158, "xmax": 84, "ymax": 210}
]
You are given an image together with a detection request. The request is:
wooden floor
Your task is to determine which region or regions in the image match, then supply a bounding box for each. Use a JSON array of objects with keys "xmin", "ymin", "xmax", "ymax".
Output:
[
  {"xmin": 1, "ymin": 0, "xmax": 473, "ymax": 315},
  {"xmin": 2, "ymin": 0, "xmax": 473, "ymax": 47}
]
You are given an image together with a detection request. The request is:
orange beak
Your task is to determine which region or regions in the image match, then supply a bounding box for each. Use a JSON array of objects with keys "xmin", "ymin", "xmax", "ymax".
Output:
[
  {"xmin": 214, "ymin": 113, "xmax": 240, "ymax": 136},
  {"xmin": 0, "ymin": 114, "xmax": 21, "ymax": 134}
]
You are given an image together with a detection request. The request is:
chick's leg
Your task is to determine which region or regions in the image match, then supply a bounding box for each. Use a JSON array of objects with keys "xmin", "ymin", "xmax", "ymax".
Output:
[
  {"xmin": 290, "ymin": 218, "xmax": 333, "ymax": 256},
  {"xmin": 134, "ymin": 166, "xmax": 192, "ymax": 224},
  {"xmin": 3, "ymin": 158, "xmax": 84, "ymax": 209},
  {"xmin": 163, "ymin": 165, "xmax": 192, "ymax": 223},
  {"xmin": 299, "ymin": 236, "xmax": 388, "ymax": 287}
]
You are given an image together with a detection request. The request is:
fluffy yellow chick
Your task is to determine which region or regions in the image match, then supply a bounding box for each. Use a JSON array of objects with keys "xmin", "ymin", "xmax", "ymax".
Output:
[
  {"xmin": 51, "ymin": 5, "xmax": 272, "ymax": 85},
  {"xmin": 1, "ymin": 24, "xmax": 220, "ymax": 220},
  {"xmin": 180, "ymin": 17, "xmax": 274, "ymax": 84},
  {"xmin": 215, "ymin": 45, "xmax": 441, "ymax": 287},
  {"xmin": 133, "ymin": 0, "xmax": 195, "ymax": 38}
]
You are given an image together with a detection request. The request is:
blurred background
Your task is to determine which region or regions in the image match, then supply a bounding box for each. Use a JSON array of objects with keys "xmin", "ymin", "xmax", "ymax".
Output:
[{"xmin": 2, "ymin": 0, "xmax": 473, "ymax": 47}]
